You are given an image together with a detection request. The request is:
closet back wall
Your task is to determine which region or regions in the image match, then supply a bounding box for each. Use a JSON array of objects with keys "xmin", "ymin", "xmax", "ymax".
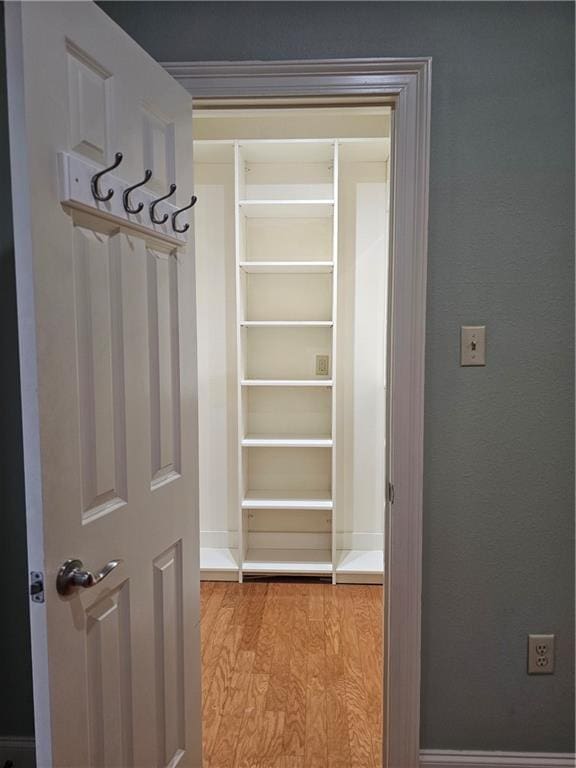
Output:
[
  {"xmin": 195, "ymin": 155, "xmax": 237, "ymax": 550},
  {"xmin": 98, "ymin": 1, "xmax": 575, "ymax": 753}
]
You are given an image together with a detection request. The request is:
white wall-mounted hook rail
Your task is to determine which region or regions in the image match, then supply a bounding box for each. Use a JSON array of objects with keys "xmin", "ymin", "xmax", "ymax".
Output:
[{"xmin": 59, "ymin": 152, "xmax": 188, "ymax": 247}]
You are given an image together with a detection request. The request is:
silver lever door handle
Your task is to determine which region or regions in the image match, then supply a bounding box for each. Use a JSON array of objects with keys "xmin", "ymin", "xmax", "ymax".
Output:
[{"xmin": 56, "ymin": 558, "xmax": 122, "ymax": 596}]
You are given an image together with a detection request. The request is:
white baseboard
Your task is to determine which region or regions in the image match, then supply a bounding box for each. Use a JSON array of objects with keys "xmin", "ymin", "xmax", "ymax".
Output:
[
  {"xmin": 200, "ymin": 570, "xmax": 238, "ymax": 582},
  {"xmin": 0, "ymin": 736, "xmax": 36, "ymax": 768},
  {"xmin": 420, "ymin": 750, "xmax": 575, "ymax": 768}
]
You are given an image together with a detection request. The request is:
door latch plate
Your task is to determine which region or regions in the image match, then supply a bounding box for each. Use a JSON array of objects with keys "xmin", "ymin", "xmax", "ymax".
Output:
[
  {"xmin": 387, "ymin": 482, "xmax": 395, "ymax": 504},
  {"xmin": 30, "ymin": 571, "xmax": 45, "ymax": 603}
]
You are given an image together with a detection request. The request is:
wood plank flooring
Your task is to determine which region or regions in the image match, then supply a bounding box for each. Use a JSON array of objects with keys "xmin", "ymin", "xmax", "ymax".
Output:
[{"xmin": 201, "ymin": 581, "xmax": 384, "ymax": 768}]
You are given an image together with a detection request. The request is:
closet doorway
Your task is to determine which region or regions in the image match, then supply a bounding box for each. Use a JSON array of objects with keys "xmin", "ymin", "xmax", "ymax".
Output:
[{"xmin": 193, "ymin": 103, "xmax": 390, "ymax": 766}]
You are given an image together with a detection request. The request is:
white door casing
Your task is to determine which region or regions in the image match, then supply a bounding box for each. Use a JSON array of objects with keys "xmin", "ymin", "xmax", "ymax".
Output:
[
  {"xmin": 6, "ymin": 3, "xmax": 201, "ymax": 767},
  {"xmin": 166, "ymin": 60, "xmax": 431, "ymax": 768}
]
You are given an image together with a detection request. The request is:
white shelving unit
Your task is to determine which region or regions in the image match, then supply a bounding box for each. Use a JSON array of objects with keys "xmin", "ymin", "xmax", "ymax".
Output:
[
  {"xmin": 234, "ymin": 138, "xmax": 339, "ymax": 581},
  {"xmin": 195, "ymin": 133, "xmax": 388, "ymax": 584}
]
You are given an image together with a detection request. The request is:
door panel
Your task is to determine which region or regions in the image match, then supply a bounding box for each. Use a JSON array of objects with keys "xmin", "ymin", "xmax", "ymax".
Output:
[
  {"xmin": 75, "ymin": 225, "xmax": 128, "ymax": 520},
  {"xmin": 86, "ymin": 582, "xmax": 133, "ymax": 768},
  {"xmin": 142, "ymin": 108, "xmax": 176, "ymax": 194},
  {"xmin": 6, "ymin": 3, "xmax": 200, "ymax": 766},
  {"xmin": 147, "ymin": 248, "xmax": 181, "ymax": 487},
  {"xmin": 67, "ymin": 42, "xmax": 115, "ymax": 165},
  {"xmin": 153, "ymin": 542, "xmax": 185, "ymax": 767}
]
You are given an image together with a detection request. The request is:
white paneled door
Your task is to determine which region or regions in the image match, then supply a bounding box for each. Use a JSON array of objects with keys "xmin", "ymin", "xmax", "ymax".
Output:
[{"xmin": 6, "ymin": 3, "xmax": 201, "ymax": 766}]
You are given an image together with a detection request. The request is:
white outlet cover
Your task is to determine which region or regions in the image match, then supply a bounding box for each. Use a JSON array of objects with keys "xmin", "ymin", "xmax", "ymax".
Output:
[{"xmin": 315, "ymin": 354, "xmax": 330, "ymax": 376}]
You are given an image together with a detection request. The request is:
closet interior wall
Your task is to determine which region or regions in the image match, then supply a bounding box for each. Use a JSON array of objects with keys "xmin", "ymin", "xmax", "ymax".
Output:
[{"xmin": 194, "ymin": 105, "xmax": 390, "ymax": 584}]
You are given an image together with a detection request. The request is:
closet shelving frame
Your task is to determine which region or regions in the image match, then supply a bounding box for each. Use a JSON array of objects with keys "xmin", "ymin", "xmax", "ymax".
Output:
[
  {"xmin": 234, "ymin": 138, "xmax": 338, "ymax": 582},
  {"xmin": 195, "ymin": 135, "xmax": 388, "ymax": 584}
]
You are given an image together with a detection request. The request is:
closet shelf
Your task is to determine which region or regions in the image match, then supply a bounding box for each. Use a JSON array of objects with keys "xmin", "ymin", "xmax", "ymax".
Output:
[
  {"xmin": 241, "ymin": 379, "xmax": 333, "ymax": 387},
  {"xmin": 239, "ymin": 200, "xmax": 334, "ymax": 219},
  {"xmin": 242, "ymin": 549, "xmax": 333, "ymax": 576},
  {"xmin": 239, "ymin": 261, "xmax": 334, "ymax": 274},
  {"xmin": 240, "ymin": 320, "xmax": 333, "ymax": 328},
  {"xmin": 242, "ymin": 490, "xmax": 333, "ymax": 510},
  {"xmin": 241, "ymin": 435, "xmax": 332, "ymax": 448}
]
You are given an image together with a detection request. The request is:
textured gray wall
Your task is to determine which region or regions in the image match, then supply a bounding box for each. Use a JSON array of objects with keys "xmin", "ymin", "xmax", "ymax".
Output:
[
  {"xmin": 98, "ymin": 1, "xmax": 575, "ymax": 752},
  {"xmin": 0, "ymin": 0, "xmax": 573, "ymax": 754},
  {"xmin": 0, "ymin": 1, "xmax": 35, "ymax": 740}
]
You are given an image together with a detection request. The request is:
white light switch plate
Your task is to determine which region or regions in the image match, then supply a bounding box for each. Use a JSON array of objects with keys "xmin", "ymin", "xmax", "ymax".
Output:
[{"xmin": 461, "ymin": 325, "xmax": 486, "ymax": 366}]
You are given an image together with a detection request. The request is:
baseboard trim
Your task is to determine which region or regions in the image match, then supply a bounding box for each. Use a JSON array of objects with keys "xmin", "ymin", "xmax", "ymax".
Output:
[
  {"xmin": 200, "ymin": 569, "xmax": 238, "ymax": 582},
  {"xmin": 0, "ymin": 736, "xmax": 36, "ymax": 768},
  {"xmin": 420, "ymin": 750, "xmax": 575, "ymax": 767}
]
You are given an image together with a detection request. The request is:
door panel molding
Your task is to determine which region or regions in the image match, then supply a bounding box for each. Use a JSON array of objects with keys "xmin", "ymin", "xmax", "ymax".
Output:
[
  {"xmin": 85, "ymin": 580, "xmax": 133, "ymax": 767},
  {"xmin": 163, "ymin": 57, "xmax": 431, "ymax": 768}
]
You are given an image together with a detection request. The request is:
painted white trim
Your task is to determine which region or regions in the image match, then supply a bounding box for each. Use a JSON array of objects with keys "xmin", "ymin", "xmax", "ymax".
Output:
[
  {"xmin": 162, "ymin": 58, "xmax": 432, "ymax": 101},
  {"xmin": 164, "ymin": 57, "xmax": 431, "ymax": 768},
  {"xmin": 420, "ymin": 750, "xmax": 576, "ymax": 768},
  {"xmin": 0, "ymin": 736, "xmax": 36, "ymax": 768}
]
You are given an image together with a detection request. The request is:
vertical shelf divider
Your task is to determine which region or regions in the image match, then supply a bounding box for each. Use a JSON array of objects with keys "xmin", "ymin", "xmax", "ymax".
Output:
[
  {"xmin": 234, "ymin": 141, "xmax": 245, "ymax": 582},
  {"xmin": 331, "ymin": 141, "xmax": 340, "ymax": 585}
]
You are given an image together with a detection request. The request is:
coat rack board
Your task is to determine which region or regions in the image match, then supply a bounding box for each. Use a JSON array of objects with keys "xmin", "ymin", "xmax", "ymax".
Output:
[{"xmin": 58, "ymin": 152, "xmax": 194, "ymax": 247}]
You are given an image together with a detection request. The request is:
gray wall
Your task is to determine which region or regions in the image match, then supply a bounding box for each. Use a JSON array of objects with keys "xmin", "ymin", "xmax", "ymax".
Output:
[
  {"xmin": 98, "ymin": 1, "xmax": 575, "ymax": 753},
  {"xmin": 1, "ymin": 0, "xmax": 573, "ymax": 754},
  {"xmin": 0, "ymin": 1, "xmax": 35, "ymax": 741}
]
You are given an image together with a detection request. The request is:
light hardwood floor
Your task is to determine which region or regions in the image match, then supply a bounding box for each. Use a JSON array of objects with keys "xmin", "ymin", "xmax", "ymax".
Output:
[{"xmin": 201, "ymin": 580, "xmax": 384, "ymax": 768}]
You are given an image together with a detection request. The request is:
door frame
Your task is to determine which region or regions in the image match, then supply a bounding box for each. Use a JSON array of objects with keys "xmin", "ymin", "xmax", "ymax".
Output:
[{"xmin": 164, "ymin": 57, "xmax": 431, "ymax": 768}]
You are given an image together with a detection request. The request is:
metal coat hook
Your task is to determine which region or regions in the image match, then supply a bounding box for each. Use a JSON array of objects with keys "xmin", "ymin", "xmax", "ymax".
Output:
[
  {"xmin": 171, "ymin": 195, "xmax": 197, "ymax": 234},
  {"xmin": 90, "ymin": 152, "xmax": 123, "ymax": 202},
  {"xmin": 123, "ymin": 169, "xmax": 152, "ymax": 214},
  {"xmin": 150, "ymin": 183, "xmax": 177, "ymax": 225}
]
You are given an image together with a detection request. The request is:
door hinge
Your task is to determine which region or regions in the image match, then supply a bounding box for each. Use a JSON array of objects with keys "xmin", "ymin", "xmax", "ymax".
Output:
[
  {"xmin": 30, "ymin": 571, "xmax": 45, "ymax": 603},
  {"xmin": 387, "ymin": 482, "xmax": 395, "ymax": 504}
]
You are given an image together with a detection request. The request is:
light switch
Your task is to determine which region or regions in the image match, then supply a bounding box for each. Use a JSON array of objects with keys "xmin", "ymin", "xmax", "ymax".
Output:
[{"xmin": 461, "ymin": 325, "xmax": 486, "ymax": 366}]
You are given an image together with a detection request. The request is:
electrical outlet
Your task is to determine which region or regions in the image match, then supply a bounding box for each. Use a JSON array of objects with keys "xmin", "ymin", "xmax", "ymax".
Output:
[
  {"xmin": 528, "ymin": 634, "xmax": 555, "ymax": 674},
  {"xmin": 315, "ymin": 354, "xmax": 330, "ymax": 376}
]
